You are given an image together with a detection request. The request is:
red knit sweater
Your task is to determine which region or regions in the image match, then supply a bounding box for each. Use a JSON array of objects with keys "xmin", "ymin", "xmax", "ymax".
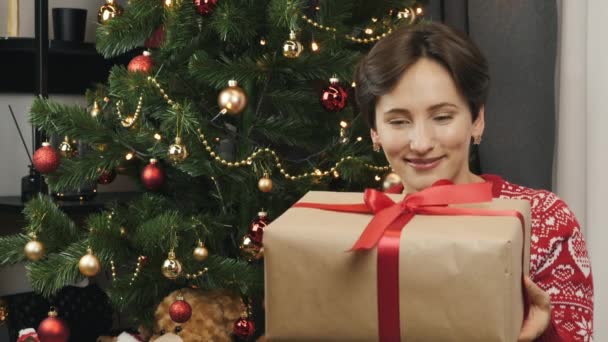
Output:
[{"xmin": 388, "ymin": 174, "xmax": 594, "ymax": 341}]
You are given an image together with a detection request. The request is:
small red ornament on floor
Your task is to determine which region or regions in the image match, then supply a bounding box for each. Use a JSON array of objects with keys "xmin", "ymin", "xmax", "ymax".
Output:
[
  {"xmin": 128, "ymin": 51, "xmax": 154, "ymax": 74},
  {"xmin": 33, "ymin": 142, "xmax": 60, "ymax": 174},
  {"xmin": 141, "ymin": 158, "xmax": 165, "ymax": 191},
  {"xmin": 233, "ymin": 312, "xmax": 255, "ymax": 340},
  {"xmin": 145, "ymin": 26, "xmax": 165, "ymax": 49},
  {"xmin": 98, "ymin": 169, "xmax": 117, "ymax": 184},
  {"xmin": 248, "ymin": 211, "xmax": 269, "ymax": 245},
  {"xmin": 320, "ymin": 77, "xmax": 348, "ymax": 112},
  {"xmin": 169, "ymin": 294, "xmax": 192, "ymax": 323},
  {"xmin": 194, "ymin": 0, "xmax": 218, "ymax": 16},
  {"xmin": 37, "ymin": 308, "xmax": 69, "ymax": 342}
]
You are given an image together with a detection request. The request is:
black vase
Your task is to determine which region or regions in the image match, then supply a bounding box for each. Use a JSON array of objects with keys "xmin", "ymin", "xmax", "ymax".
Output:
[
  {"xmin": 21, "ymin": 165, "xmax": 48, "ymax": 202},
  {"xmin": 52, "ymin": 8, "xmax": 87, "ymax": 42}
]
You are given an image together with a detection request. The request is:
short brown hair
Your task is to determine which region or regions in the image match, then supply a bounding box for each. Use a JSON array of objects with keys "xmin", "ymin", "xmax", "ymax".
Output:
[{"xmin": 354, "ymin": 22, "xmax": 490, "ymax": 128}]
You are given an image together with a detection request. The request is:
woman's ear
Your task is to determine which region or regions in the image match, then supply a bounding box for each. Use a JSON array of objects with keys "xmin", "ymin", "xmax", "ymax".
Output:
[
  {"xmin": 370, "ymin": 128, "xmax": 380, "ymax": 144},
  {"xmin": 472, "ymin": 106, "xmax": 485, "ymax": 137}
]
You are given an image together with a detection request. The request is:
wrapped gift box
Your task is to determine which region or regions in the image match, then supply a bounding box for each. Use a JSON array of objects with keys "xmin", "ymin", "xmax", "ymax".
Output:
[{"xmin": 264, "ymin": 188, "xmax": 531, "ymax": 341}]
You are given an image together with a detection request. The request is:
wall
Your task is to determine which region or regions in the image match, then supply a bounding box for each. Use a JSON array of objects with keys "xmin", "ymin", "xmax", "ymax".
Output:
[{"xmin": 586, "ymin": 0, "xmax": 608, "ymax": 339}]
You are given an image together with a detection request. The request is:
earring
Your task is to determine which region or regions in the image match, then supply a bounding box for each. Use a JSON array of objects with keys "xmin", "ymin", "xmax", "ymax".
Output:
[
  {"xmin": 373, "ymin": 142, "xmax": 381, "ymax": 152},
  {"xmin": 473, "ymin": 136, "xmax": 482, "ymax": 145}
]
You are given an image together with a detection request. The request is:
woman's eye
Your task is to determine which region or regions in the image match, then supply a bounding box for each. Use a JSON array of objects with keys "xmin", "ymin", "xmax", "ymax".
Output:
[
  {"xmin": 389, "ymin": 120, "xmax": 409, "ymax": 125},
  {"xmin": 434, "ymin": 115, "xmax": 452, "ymax": 122}
]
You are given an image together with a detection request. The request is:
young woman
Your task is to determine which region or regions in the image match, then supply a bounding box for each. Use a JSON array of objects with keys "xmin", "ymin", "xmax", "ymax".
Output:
[{"xmin": 355, "ymin": 22, "xmax": 593, "ymax": 341}]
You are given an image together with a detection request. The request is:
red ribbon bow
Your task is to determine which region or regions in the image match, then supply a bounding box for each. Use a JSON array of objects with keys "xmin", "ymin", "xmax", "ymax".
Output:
[{"xmin": 293, "ymin": 181, "xmax": 525, "ymax": 341}]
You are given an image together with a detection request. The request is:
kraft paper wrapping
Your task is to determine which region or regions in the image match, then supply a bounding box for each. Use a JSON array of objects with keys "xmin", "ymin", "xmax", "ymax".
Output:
[{"xmin": 264, "ymin": 191, "xmax": 531, "ymax": 341}]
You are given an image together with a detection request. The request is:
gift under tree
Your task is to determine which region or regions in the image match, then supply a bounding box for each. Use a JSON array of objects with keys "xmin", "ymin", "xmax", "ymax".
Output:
[{"xmin": 0, "ymin": 0, "xmax": 425, "ymax": 340}]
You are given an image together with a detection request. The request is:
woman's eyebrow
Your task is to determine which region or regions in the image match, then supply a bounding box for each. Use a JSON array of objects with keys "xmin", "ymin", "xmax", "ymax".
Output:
[{"xmin": 427, "ymin": 102, "xmax": 458, "ymax": 111}]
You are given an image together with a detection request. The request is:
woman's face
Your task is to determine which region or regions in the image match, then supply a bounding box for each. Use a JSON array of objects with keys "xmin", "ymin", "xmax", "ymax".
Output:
[{"xmin": 371, "ymin": 57, "xmax": 485, "ymax": 193}]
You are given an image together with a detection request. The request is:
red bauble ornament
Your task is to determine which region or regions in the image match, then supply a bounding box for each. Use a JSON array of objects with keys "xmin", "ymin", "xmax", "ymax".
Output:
[
  {"xmin": 169, "ymin": 295, "xmax": 192, "ymax": 323},
  {"xmin": 194, "ymin": 0, "xmax": 218, "ymax": 16},
  {"xmin": 128, "ymin": 51, "xmax": 154, "ymax": 74},
  {"xmin": 141, "ymin": 159, "xmax": 165, "ymax": 191},
  {"xmin": 33, "ymin": 142, "xmax": 61, "ymax": 174},
  {"xmin": 248, "ymin": 211, "xmax": 269, "ymax": 245},
  {"xmin": 38, "ymin": 308, "xmax": 69, "ymax": 342},
  {"xmin": 98, "ymin": 169, "xmax": 117, "ymax": 184},
  {"xmin": 233, "ymin": 315, "xmax": 255, "ymax": 339},
  {"xmin": 320, "ymin": 77, "xmax": 348, "ymax": 112},
  {"xmin": 145, "ymin": 26, "xmax": 165, "ymax": 49}
]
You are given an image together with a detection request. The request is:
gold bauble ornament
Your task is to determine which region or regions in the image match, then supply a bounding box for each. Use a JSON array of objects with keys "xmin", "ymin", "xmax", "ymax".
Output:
[
  {"xmin": 382, "ymin": 172, "xmax": 402, "ymax": 191},
  {"xmin": 98, "ymin": 0, "xmax": 123, "ymax": 24},
  {"xmin": 257, "ymin": 174, "xmax": 273, "ymax": 192},
  {"xmin": 193, "ymin": 241, "xmax": 209, "ymax": 262},
  {"xmin": 217, "ymin": 80, "xmax": 248, "ymax": 115},
  {"xmin": 90, "ymin": 101, "xmax": 101, "ymax": 118},
  {"xmin": 24, "ymin": 240, "xmax": 45, "ymax": 261},
  {"xmin": 79, "ymin": 249, "xmax": 101, "ymax": 277},
  {"xmin": 161, "ymin": 250, "xmax": 183, "ymax": 280},
  {"xmin": 282, "ymin": 30, "xmax": 304, "ymax": 58},
  {"xmin": 58, "ymin": 136, "xmax": 75, "ymax": 158},
  {"xmin": 167, "ymin": 137, "xmax": 188, "ymax": 163},
  {"xmin": 239, "ymin": 235, "xmax": 263, "ymax": 262},
  {"xmin": 119, "ymin": 227, "xmax": 127, "ymax": 237}
]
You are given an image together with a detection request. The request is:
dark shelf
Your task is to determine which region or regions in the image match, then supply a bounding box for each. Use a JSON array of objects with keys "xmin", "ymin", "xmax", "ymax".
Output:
[{"xmin": 0, "ymin": 37, "xmax": 135, "ymax": 94}]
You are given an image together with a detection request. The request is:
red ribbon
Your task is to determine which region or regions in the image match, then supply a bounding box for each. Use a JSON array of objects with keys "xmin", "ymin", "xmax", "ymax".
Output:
[{"xmin": 293, "ymin": 181, "xmax": 525, "ymax": 341}]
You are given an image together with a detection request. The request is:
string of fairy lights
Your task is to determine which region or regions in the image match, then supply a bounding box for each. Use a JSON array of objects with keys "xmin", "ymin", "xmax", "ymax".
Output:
[{"xmin": 144, "ymin": 75, "xmax": 392, "ymax": 180}]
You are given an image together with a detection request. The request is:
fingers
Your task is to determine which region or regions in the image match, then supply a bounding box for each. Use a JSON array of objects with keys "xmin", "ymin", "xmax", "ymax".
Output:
[
  {"xmin": 517, "ymin": 277, "xmax": 553, "ymax": 342},
  {"xmin": 524, "ymin": 276, "xmax": 551, "ymax": 309}
]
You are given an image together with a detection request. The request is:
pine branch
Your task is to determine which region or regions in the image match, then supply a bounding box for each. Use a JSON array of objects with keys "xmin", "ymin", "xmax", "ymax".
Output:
[
  {"xmin": 209, "ymin": 0, "xmax": 264, "ymax": 46},
  {"xmin": 30, "ymin": 97, "xmax": 107, "ymax": 141},
  {"xmin": 0, "ymin": 234, "xmax": 29, "ymax": 265},
  {"xmin": 23, "ymin": 195, "xmax": 81, "ymax": 250},
  {"xmin": 43, "ymin": 154, "xmax": 119, "ymax": 192},
  {"xmin": 27, "ymin": 240, "xmax": 88, "ymax": 298},
  {"xmin": 96, "ymin": 0, "xmax": 163, "ymax": 58},
  {"xmin": 132, "ymin": 211, "xmax": 180, "ymax": 256}
]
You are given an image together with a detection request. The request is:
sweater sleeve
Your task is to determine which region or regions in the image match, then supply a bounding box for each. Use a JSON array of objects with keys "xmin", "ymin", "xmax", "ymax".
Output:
[{"xmin": 529, "ymin": 192, "xmax": 593, "ymax": 342}]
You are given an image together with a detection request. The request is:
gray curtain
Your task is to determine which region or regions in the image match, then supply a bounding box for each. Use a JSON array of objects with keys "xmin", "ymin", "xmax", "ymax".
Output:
[
  {"xmin": 425, "ymin": 0, "xmax": 557, "ymax": 190},
  {"xmin": 468, "ymin": 1, "xmax": 557, "ymax": 190}
]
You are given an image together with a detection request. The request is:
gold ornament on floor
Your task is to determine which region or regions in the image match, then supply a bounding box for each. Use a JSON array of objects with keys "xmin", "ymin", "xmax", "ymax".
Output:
[
  {"xmin": 98, "ymin": 0, "xmax": 123, "ymax": 24},
  {"xmin": 167, "ymin": 137, "xmax": 188, "ymax": 163},
  {"xmin": 90, "ymin": 101, "xmax": 101, "ymax": 118},
  {"xmin": 282, "ymin": 30, "xmax": 304, "ymax": 58},
  {"xmin": 382, "ymin": 172, "xmax": 402, "ymax": 191},
  {"xmin": 258, "ymin": 173, "xmax": 273, "ymax": 192},
  {"xmin": 162, "ymin": 250, "xmax": 183, "ymax": 280},
  {"xmin": 218, "ymin": 80, "xmax": 248, "ymax": 115},
  {"xmin": 24, "ymin": 238, "xmax": 45, "ymax": 261},
  {"xmin": 79, "ymin": 248, "xmax": 101, "ymax": 277},
  {"xmin": 193, "ymin": 240, "xmax": 209, "ymax": 262},
  {"xmin": 58, "ymin": 136, "xmax": 75, "ymax": 158},
  {"xmin": 239, "ymin": 235, "xmax": 264, "ymax": 262},
  {"xmin": 0, "ymin": 298, "xmax": 7, "ymax": 326}
]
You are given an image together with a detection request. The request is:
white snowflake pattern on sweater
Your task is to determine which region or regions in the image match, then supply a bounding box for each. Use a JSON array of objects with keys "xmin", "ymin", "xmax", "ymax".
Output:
[{"xmin": 485, "ymin": 174, "xmax": 594, "ymax": 342}]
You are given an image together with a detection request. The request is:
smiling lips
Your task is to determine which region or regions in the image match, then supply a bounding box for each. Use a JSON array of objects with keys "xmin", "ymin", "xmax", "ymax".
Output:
[{"xmin": 405, "ymin": 156, "xmax": 444, "ymax": 171}]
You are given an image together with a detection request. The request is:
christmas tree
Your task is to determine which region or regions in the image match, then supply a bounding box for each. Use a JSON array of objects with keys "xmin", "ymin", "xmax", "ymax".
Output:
[{"xmin": 1, "ymin": 0, "xmax": 424, "ymax": 339}]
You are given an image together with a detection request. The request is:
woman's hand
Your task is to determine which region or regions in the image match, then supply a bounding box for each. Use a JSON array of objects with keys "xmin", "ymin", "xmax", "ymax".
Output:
[{"xmin": 518, "ymin": 276, "xmax": 552, "ymax": 342}]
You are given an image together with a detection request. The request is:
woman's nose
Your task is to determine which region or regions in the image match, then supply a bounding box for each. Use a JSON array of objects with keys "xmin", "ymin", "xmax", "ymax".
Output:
[{"xmin": 408, "ymin": 124, "xmax": 434, "ymax": 154}]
